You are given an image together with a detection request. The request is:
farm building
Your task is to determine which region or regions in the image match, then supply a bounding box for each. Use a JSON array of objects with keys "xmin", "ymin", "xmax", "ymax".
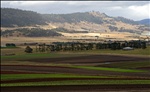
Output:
[{"xmin": 122, "ymin": 47, "xmax": 134, "ymax": 50}]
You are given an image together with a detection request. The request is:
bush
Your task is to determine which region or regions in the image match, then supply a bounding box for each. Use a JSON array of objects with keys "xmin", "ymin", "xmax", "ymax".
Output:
[
  {"xmin": 6, "ymin": 43, "xmax": 16, "ymax": 47},
  {"xmin": 25, "ymin": 46, "xmax": 33, "ymax": 53}
]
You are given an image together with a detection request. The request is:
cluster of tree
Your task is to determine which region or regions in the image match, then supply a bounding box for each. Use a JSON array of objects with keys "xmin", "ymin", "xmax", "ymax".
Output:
[
  {"xmin": 36, "ymin": 40, "xmax": 147, "ymax": 52},
  {"xmin": 118, "ymin": 28, "xmax": 139, "ymax": 34},
  {"xmin": 25, "ymin": 46, "xmax": 33, "ymax": 53},
  {"xmin": 104, "ymin": 20, "xmax": 116, "ymax": 25},
  {"xmin": 5, "ymin": 43, "xmax": 16, "ymax": 47},
  {"xmin": 108, "ymin": 26, "xmax": 118, "ymax": 31},
  {"xmin": 1, "ymin": 28, "xmax": 62, "ymax": 37},
  {"xmin": 96, "ymin": 41, "xmax": 146, "ymax": 50},
  {"xmin": 1, "ymin": 8, "xmax": 46, "ymax": 27},
  {"xmin": 53, "ymin": 27, "xmax": 88, "ymax": 33},
  {"xmin": 138, "ymin": 26, "xmax": 150, "ymax": 31}
]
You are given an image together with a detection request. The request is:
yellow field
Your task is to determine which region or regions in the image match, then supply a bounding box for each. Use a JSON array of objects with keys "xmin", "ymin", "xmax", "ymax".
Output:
[{"xmin": 1, "ymin": 31, "xmax": 149, "ymax": 46}]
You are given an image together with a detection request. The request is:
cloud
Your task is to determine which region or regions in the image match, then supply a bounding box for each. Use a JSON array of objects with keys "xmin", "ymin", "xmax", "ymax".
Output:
[
  {"xmin": 1, "ymin": 1, "xmax": 150, "ymax": 20},
  {"xmin": 128, "ymin": 3, "xmax": 150, "ymax": 19}
]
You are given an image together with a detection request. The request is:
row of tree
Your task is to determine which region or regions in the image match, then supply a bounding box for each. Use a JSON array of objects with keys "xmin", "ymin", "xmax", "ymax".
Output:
[
  {"xmin": 34, "ymin": 40, "xmax": 147, "ymax": 52},
  {"xmin": 6, "ymin": 43, "xmax": 16, "ymax": 47}
]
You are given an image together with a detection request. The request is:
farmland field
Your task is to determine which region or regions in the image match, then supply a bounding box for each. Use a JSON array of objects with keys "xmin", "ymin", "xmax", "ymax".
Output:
[{"xmin": 1, "ymin": 46, "xmax": 150, "ymax": 92}]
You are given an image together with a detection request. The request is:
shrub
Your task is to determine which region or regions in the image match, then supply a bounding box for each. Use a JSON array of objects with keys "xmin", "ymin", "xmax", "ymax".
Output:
[{"xmin": 25, "ymin": 46, "xmax": 33, "ymax": 53}]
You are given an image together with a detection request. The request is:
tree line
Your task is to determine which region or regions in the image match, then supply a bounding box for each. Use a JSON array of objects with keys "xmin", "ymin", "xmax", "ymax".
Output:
[
  {"xmin": 1, "ymin": 28, "xmax": 62, "ymax": 37},
  {"xmin": 34, "ymin": 40, "xmax": 147, "ymax": 53}
]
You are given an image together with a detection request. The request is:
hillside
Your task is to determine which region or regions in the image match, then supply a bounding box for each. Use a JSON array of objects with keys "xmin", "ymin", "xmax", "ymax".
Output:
[
  {"xmin": 1, "ymin": 8, "xmax": 46, "ymax": 27},
  {"xmin": 1, "ymin": 8, "xmax": 139, "ymax": 27},
  {"xmin": 137, "ymin": 19, "xmax": 150, "ymax": 26},
  {"xmin": 1, "ymin": 8, "xmax": 150, "ymax": 37},
  {"xmin": 43, "ymin": 12, "xmax": 104, "ymax": 24}
]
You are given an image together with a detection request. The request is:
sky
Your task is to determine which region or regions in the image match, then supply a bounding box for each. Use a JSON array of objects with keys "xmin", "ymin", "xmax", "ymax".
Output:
[{"xmin": 1, "ymin": 1, "xmax": 150, "ymax": 21}]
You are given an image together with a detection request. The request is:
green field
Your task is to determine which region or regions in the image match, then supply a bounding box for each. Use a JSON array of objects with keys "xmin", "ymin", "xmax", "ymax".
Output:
[
  {"xmin": 71, "ymin": 46, "xmax": 150, "ymax": 56},
  {"xmin": 97, "ymin": 60, "xmax": 150, "ymax": 69},
  {"xmin": 2, "ymin": 80, "xmax": 150, "ymax": 87},
  {"xmin": 1, "ymin": 53, "xmax": 86, "ymax": 61},
  {"xmin": 1, "ymin": 46, "xmax": 150, "ymax": 61},
  {"xmin": 1, "ymin": 74, "xmax": 111, "ymax": 81},
  {"xmin": 71, "ymin": 66, "xmax": 147, "ymax": 73}
]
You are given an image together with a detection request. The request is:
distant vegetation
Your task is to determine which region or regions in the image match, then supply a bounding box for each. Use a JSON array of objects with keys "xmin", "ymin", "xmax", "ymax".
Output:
[
  {"xmin": 1, "ymin": 27, "xmax": 89, "ymax": 37},
  {"xmin": 118, "ymin": 28, "xmax": 139, "ymax": 34},
  {"xmin": 35, "ymin": 41, "xmax": 147, "ymax": 53},
  {"xmin": 1, "ymin": 28, "xmax": 62, "ymax": 37},
  {"xmin": 53, "ymin": 28, "xmax": 88, "ymax": 33},
  {"xmin": 1, "ymin": 43, "xmax": 17, "ymax": 49},
  {"xmin": 5, "ymin": 43, "xmax": 16, "ymax": 47},
  {"xmin": 43, "ymin": 12, "xmax": 103, "ymax": 24},
  {"xmin": 25, "ymin": 46, "xmax": 33, "ymax": 53},
  {"xmin": 108, "ymin": 25, "xmax": 118, "ymax": 31},
  {"xmin": 1, "ymin": 8, "xmax": 46, "ymax": 27}
]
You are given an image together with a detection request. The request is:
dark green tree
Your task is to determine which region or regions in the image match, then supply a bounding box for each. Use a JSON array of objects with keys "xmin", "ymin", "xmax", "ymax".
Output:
[
  {"xmin": 141, "ymin": 41, "xmax": 147, "ymax": 49},
  {"xmin": 25, "ymin": 46, "xmax": 33, "ymax": 53}
]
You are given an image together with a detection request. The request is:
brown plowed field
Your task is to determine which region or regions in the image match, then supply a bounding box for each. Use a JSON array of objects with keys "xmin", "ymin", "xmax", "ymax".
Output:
[
  {"xmin": 1, "ymin": 70, "xmax": 48, "ymax": 74},
  {"xmin": 1, "ymin": 65, "xmax": 150, "ymax": 78},
  {"xmin": 137, "ymin": 67, "xmax": 150, "ymax": 70},
  {"xmin": 1, "ymin": 85, "xmax": 150, "ymax": 92},
  {"xmin": 2, "ymin": 77, "xmax": 150, "ymax": 84},
  {"xmin": 1, "ymin": 55, "xmax": 150, "ymax": 92},
  {"xmin": 25, "ymin": 55, "xmax": 150, "ymax": 64}
]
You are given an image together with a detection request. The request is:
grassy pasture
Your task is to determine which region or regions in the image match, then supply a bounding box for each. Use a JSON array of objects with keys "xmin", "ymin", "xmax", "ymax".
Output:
[
  {"xmin": 1, "ymin": 53, "xmax": 86, "ymax": 61},
  {"xmin": 1, "ymin": 46, "xmax": 150, "ymax": 56},
  {"xmin": 72, "ymin": 46, "xmax": 150, "ymax": 56},
  {"xmin": 1, "ymin": 47, "xmax": 24, "ymax": 55},
  {"xmin": 1, "ymin": 74, "xmax": 111, "ymax": 81},
  {"xmin": 71, "ymin": 66, "xmax": 147, "ymax": 73},
  {"xmin": 97, "ymin": 61, "xmax": 150, "ymax": 69},
  {"xmin": 1, "ymin": 46, "xmax": 150, "ymax": 62},
  {"xmin": 2, "ymin": 80, "xmax": 150, "ymax": 87}
]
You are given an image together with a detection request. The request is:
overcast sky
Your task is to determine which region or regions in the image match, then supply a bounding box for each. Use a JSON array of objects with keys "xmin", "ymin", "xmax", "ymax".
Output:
[{"xmin": 1, "ymin": 1, "xmax": 150, "ymax": 21}]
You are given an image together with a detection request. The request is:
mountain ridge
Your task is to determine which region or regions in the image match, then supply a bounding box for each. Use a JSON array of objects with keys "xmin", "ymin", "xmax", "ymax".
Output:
[
  {"xmin": 1, "ymin": 8, "xmax": 150, "ymax": 37},
  {"xmin": 1, "ymin": 8, "xmax": 141, "ymax": 27},
  {"xmin": 137, "ymin": 19, "xmax": 150, "ymax": 26}
]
